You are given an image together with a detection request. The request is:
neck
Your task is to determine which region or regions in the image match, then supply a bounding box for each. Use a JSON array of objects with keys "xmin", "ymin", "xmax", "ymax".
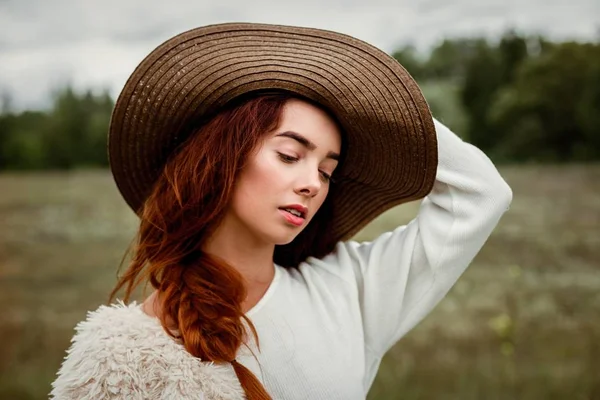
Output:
[
  {"xmin": 203, "ymin": 214, "xmax": 276, "ymax": 301},
  {"xmin": 143, "ymin": 215, "xmax": 277, "ymax": 319}
]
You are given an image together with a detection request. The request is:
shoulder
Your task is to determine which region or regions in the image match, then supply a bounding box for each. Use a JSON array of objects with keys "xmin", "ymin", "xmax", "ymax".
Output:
[
  {"xmin": 299, "ymin": 225, "xmax": 408, "ymax": 275},
  {"xmin": 70, "ymin": 300, "xmax": 163, "ymax": 342},
  {"xmin": 290, "ymin": 238, "xmax": 373, "ymax": 288},
  {"xmin": 50, "ymin": 301, "xmax": 244, "ymax": 399},
  {"xmin": 50, "ymin": 301, "xmax": 169, "ymax": 399},
  {"xmin": 62, "ymin": 300, "xmax": 172, "ymax": 359}
]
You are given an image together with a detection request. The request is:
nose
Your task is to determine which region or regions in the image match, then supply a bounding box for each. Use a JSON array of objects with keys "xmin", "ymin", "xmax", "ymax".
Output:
[{"xmin": 294, "ymin": 170, "xmax": 321, "ymax": 198}]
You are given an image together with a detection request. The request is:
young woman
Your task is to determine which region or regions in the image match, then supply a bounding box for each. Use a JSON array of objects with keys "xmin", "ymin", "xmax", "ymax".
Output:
[{"xmin": 50, "ymin": 23, "xmax": 512, "ymax": 400}]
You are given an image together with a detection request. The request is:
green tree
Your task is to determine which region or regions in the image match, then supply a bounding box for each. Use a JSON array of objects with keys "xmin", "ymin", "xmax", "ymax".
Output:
[
  {"xmin": 392, "ymin": 45, "xmax": 426, "ymax": 80},
  {"xmin": 0, "ymin": 91, "xmax": 14, "ymax": 168},
  {"xmin": 460, "ymin": 39, "xmax": 504, "ymax": 150},
  {"xmin": 498, "ymin": 31, "xmax": 529, "ymax": 85},
  {"xmin": 0, "ymin": 111, "xmax": 48, "ymax": 169},
  {"xmin": 425, "ymin": 38, "xmax": 479, "ymax": 81},
  {"xmin": 0, "ymin": 86, "xmax": 113, "ymax": 170},
  {"xmin": 489, "ymin": 42, "xmax": 600, "ymax": 161},
  {"xmin": 576, "ymin": 48, "xmax": 600, "ymax": 158},
  {"xmin": 42, "ymin": 87, "xmax": 113, "ymax": 168}
]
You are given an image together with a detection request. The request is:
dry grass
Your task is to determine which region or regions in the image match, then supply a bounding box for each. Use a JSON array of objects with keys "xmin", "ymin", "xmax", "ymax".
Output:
[{"xmin": 0, "ymin": 165, "xmax": 599, "ymax": 399}]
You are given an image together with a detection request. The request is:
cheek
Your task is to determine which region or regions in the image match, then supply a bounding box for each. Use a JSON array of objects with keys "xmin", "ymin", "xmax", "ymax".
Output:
[{"xmin": 235, "ymin": 154, "xmax": 283, "ymax": 203}]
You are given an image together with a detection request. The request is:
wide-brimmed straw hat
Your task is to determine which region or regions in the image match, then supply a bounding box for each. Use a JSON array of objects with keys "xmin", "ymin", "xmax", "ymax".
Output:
[{"xmin": 108, "ymin": 22, "xmax": 438, "ymax": 260}]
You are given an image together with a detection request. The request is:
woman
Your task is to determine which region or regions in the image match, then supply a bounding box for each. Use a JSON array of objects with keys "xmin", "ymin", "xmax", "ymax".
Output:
[{"xmin": 50, "ymin": 23, "xmax": 512, "ymax": 399}]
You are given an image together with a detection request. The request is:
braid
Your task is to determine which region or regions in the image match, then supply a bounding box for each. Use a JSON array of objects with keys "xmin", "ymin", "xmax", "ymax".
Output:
[{"xmin": 157, "ymin": 254, "xmax": 271, "ymax": 399}]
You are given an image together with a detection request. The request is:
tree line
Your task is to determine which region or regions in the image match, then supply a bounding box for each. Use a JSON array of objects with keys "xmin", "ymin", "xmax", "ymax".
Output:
[
  {"xmin": 0, "ymin": 31, "xmax": 599, "ymax": 170},
  {"xmin": 394, "ymin": 32, "xmax": 600, "ymax": 162},
  {"xmin": 0, "ymin": 88, "xmax": 113, "ymax": 169}
]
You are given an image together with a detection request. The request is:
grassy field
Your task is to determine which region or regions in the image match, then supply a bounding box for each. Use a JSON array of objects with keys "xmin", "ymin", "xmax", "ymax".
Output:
[{"xmin": 0, "ymin": 166, "xmax": 599, "ymax": 399}]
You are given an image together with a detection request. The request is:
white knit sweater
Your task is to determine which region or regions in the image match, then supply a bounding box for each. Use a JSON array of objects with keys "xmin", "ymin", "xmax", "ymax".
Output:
[{"xmin": 50, "ymin": 119, "xmax": 512, "ymax": 399}]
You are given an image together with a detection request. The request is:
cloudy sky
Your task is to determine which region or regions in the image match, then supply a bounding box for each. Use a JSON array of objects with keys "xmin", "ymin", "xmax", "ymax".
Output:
[{"xmin": 1, "ymin": 0, "xmax": 598, "ymax": 110}]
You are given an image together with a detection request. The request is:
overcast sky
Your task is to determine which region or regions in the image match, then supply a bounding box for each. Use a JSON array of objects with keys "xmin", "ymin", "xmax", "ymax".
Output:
[{"xmin": 1, "ymin": 0, "xmax": 598, "ymax": 110}]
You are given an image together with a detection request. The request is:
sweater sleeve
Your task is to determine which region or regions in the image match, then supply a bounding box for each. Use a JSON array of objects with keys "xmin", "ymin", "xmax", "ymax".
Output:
[{"xmin": 322, "ymin": 118, "xmax": 512, "ymax": 358}]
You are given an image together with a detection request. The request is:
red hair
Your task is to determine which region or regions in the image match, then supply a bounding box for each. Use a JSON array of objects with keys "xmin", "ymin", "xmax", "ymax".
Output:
[{"xmin": 110, "ymin": 92, "xmax": 340, "ymax": 399}]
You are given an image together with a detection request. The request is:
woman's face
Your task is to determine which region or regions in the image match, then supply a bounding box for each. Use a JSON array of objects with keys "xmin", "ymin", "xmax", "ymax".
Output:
[{"xmin": 226, "ymin": 98, "xmax": 342, "ymax": 246}]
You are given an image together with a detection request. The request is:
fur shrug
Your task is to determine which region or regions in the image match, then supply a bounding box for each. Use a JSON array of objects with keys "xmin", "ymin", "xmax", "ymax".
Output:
[{"xmin": 50, "ymin": 302, "xmax": 245, "ymax": 400}]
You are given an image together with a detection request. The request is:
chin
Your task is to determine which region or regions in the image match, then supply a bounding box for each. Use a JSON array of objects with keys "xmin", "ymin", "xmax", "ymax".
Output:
[
  {"xmin": 269, "ymin": 229, "xmax": 302, "ymax": 246},
  {"xmin": 270, "ymin": 234, "xmax": 296, "ymax": 246},
  {"xmin": 257, "ymin": 223, "xmax": 306, "ymax": 247},
  {"xmin": 274, "ymin": 237, "xmax": 296, "ymax": 246}
]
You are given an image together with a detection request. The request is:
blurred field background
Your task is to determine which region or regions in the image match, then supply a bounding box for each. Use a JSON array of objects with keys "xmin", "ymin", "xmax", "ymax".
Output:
[
  {"xmin": 1, "ymin": 28, "xmax": 600, "ymax": 399},
  {"xmin": 1, "ymin": 166, "xmax": 599, "ymax": 399}
]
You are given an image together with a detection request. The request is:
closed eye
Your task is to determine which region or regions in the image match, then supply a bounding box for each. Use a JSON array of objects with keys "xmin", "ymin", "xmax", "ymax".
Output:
[
  {"xmin": 277, "ymin": 152, "xmax": 298, "ymax": 163},
  {"xmin": 320, "ymin": 171, "xmax": 333, "ymax": 184},
  {"xmin": 278, "ymin": 152, "xmax": 335, "ymax": 184}
]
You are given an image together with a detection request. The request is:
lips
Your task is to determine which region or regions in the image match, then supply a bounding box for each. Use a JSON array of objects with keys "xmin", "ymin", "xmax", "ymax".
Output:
[
  {"xmin": 280, "ymin": 207, "xmax": 304, "ymax": 218},
  {"xmin": 278, "ymin": 204, "xmax": 308, "ymax": 227},
  {"xmin": 278, "ymin": 204, "xmax": 308, "ymax": 218}
]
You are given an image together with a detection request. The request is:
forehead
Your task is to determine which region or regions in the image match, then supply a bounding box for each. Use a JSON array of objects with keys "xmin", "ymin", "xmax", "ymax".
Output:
[{"xmin": 273, "ymin": 99, "xmax": 342, "ymax": 151}]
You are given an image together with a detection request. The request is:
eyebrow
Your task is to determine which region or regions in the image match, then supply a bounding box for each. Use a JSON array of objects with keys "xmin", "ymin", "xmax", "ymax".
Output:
[{"xmin": 276, "ymin": 131, "xmax": 340, "ymax": 161}]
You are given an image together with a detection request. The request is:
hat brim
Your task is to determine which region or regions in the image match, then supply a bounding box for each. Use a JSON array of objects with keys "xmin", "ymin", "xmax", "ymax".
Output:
[{"xmin": 108, "ymin": 22, "xmax": 437, "ymax": 246}]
